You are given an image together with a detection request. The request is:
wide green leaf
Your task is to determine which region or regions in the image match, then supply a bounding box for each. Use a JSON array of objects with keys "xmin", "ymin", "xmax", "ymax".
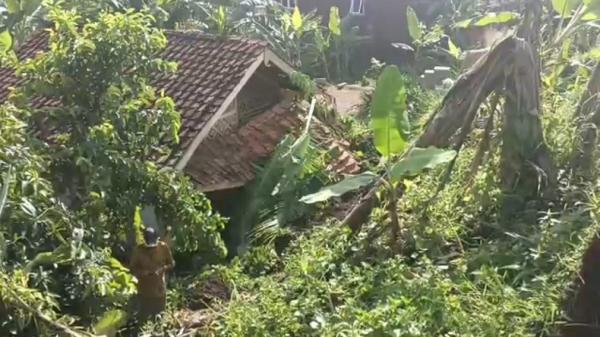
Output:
[
  {"xmin": 551, "ymin": 0, "xmax": 582, "ymax": 17},
  {"xmin": 406, "ymin": 6, "xmax": 422, "ymax": 42},
  {"xmin": 389, "ymin": 147, "xmax": 457, "ymax": 182},
  {"xmin": 454, "ymin": 12, "xmax": 519, "ymax": 28},
  {"xmin": 454, "ymin": 18, "xmax": 473, "ymax": 28},
  {"xmin": 0, "ymin": 30, "xmax": 13, "ymax": 56},
  {"xmin": 371, "ymin": 65, "xmax": 409, "ymax": 158},
  {"xmin": 300, "ymin": 172, "xmax": 378, "ymax": 204},
  {"xmin": 329, "ymin": 6, "xmax": 341, "ymax": 36}
]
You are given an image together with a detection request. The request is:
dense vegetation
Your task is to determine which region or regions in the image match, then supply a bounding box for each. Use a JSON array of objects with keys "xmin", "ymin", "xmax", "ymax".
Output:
[{"xmin": 1, "ymin": 0, "xmax": 600, "ymax": 336}]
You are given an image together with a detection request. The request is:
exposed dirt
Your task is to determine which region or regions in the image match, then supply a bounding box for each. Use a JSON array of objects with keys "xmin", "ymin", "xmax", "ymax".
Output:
[
  {"xmin": 324, "ymin": 85, "xmax": 371, "ymax": 117},
  {"xmin": 189, "ymin": 275, "xmax": 230, "ymax": 311}
]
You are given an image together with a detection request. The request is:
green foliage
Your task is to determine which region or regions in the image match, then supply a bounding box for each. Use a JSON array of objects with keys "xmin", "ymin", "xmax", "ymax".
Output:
[
  {"xmin": 448, "ymin": 38, "xmax": 461, "ymax": 60},
  {"xmin": 371, "ymin": 65, "xmax": 409, "ymax": 158},
  {"xmin": 202, "ymin": 200, "xmax": 597, "ymax": 337},
  {"xmin": 8, "ymin": 5, "xmax": 225, "ymax": 256},
  {"xmin": 234, "ymin": 104, "xmax": 333, "ymax": 251},
  {"xmin": 552, "ymin": 0, "xmax": 583, "ymax": 17},
  {"xmin": 454, "ymin": 11, "xmax": 520, "ymax": 28},
  {"xmin": 0, "ymin": 270, "xmax": 64, "ymax": 336},
  {"xmin": 93, "ymin": 309, "xmax": 128, "ymax": 337},
  {"xmin": 200, "ymin": 101, "xmax": 600, "ymax": 335},
  {"xmin": 406, "ymin": 6, "xmax": 422, "ymax": 42},
  {"xmin": 290, "ymin": 71, "xmax": 317, "ymax": 98},
  {"xmin": 389, "ymin": 147, "xmax": 456, "ymax": 181},
  {"xmin": 291, "ymin": 6, "xmax": 302, "ymax": 33},
  {"xmin": 300, "ymin": 172, "xmax": 378, "ymax": 204},
  {"xmin": 0, "ymin": 5, "xmax": 226, "ymax": 334},
  {"xmin": 328, "ymin": 6, "xmax": 341, "ymax": 37},
  {"xmin": 0, "ymin": 30, "xmax": 12, "ymax": 56}
]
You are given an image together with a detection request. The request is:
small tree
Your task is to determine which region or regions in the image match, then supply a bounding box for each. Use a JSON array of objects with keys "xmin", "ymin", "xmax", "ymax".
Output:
[
  {"xmin": 6, "ymin": 4, "xmax": 226, "ymax": 257},
  {"xmin": 300, "ymin": 65, "xmax": 456, "ymax": 249}
]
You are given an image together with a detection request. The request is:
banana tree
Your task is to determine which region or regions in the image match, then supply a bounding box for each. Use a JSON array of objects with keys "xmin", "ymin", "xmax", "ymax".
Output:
[
  {"xmin": 550, "ymin": 0, "xmax": 600, "ymax": 46},
  {"xmin": 300, "ymin": 66, "xmax": 456, "ymax": 249}
]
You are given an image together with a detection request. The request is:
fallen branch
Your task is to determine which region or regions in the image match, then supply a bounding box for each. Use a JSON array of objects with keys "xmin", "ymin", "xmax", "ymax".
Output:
[{"xmin": 2, "ymin": 280, "xmax": 96, "ymax": 337}]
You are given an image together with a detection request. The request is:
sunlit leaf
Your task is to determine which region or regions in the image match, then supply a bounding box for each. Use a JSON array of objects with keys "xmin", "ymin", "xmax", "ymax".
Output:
[
  {"xmin": 454, "ymin": 18, "xmax": 473, "ymax": 28},
  {"xmin": 551, "ymin": 0, "xmax": 582, "ymax": 17},
  {"xmin": 0, "ymin": 30, "xmax": 13, "ymax": 56},
  {"xmin": 448, "ymin": 38, "xmax": 461, "ymax": 59},
  {"xmin": 585, "ymin": 47, "xmax": 600, "ymax": 59},
  {"xmin": 406, "ymin": 6, "xmax": 422, "ymax": 42},
  {"xmin": 133, "ymin": 206, "xmax": 144, "ymax": 245},
  {"xmin": 372, "ymin": 65, "xmax": 409, "ymax": 158},
  {"xmin": 454, "ymin": 12, "xmax": 519, "ymax": 28},
  {"xmin": 329, "ymin": 6, "xmax": 341, "ymax": 36},
  {"xmin": 300, "ymin": 172, "xmax": 378, "ymax": 204},
  {"xmin": 292, "ymin": 6, "xmax": 303, "ymax": 32},
  {"xmin": 474, "ymin": 12, "xmax": 520, "ymax": 26},
  {"xmin": 94, "ymin": 309, "xmax": 128, "ymax": 337},
  {"xmin": 389, "ymin": 147, "xmax": 457, "ymax": 182}
]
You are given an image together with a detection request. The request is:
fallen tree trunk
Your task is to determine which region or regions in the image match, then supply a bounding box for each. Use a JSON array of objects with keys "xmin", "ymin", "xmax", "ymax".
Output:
[
  {"xmin": 343, "ymin": 36, "xmax": 557, "ymax": 234},
  {"xmin": 418, "ymin": 36, "xmax": 555, "ymax": 198}
]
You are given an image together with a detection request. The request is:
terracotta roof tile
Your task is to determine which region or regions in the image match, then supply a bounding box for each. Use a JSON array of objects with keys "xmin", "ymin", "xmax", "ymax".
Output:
[
  {"xmin": 185, "ymin": 101, "xmax": 361, "ymax": 192},
  {"xmin": 0, "ymin": 30, "xmax": 268, "ymax": 166}
]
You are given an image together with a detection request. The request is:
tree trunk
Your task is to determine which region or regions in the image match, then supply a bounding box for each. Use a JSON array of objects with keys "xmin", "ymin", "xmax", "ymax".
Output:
[
  {"xmin": 417, "ymin": 36, "xmax": 555, "ymax": 198},
  {"xmin": 342, "ymin": 36, "xmax": 557, "ymax": 233}
]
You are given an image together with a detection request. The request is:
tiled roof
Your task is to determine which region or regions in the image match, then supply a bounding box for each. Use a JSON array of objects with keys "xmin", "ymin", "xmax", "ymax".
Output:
[
  {"xmin": 185, "ymin": 101, "xmax": 361, "ymax": 192},
  {"xmin": 157, "ymin": 32, "xmax": 268, "ymax": 164},
  {"xmin": 0, "ymin": 30, "xmax": 269, "ymax": 165}
]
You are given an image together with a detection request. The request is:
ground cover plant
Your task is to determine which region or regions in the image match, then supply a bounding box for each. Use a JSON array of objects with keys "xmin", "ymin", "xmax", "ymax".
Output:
[{"xmin": 0, "ymin": 0, "xmax": 600, "ymax": 336}]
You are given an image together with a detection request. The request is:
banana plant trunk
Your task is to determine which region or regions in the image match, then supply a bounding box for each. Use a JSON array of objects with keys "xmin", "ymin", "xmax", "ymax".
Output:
[{"xmin": 417, "ymin": 36, "xmax": 555, "ymax": 199}]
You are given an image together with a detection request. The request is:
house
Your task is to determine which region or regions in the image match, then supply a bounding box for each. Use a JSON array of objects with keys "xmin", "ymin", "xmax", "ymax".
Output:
[{"xmin": 0, "ymin": 30, "xmax": 360, "ymax": 213}]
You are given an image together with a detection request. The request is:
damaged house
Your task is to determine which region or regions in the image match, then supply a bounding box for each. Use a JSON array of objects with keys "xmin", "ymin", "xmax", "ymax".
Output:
[{"xmin": 0, "ymin": 31, "xmax": 359, "ymax": 226}]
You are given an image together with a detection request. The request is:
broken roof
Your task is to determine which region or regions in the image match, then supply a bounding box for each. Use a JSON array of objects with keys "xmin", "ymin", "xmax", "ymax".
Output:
[
  {"xmin": 186, "ymin": 100, "xmax": 361, "ymax": 192},
  {"xmin": 0, "ymin": 30, "xmax": 294, "ymax": 169}
]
